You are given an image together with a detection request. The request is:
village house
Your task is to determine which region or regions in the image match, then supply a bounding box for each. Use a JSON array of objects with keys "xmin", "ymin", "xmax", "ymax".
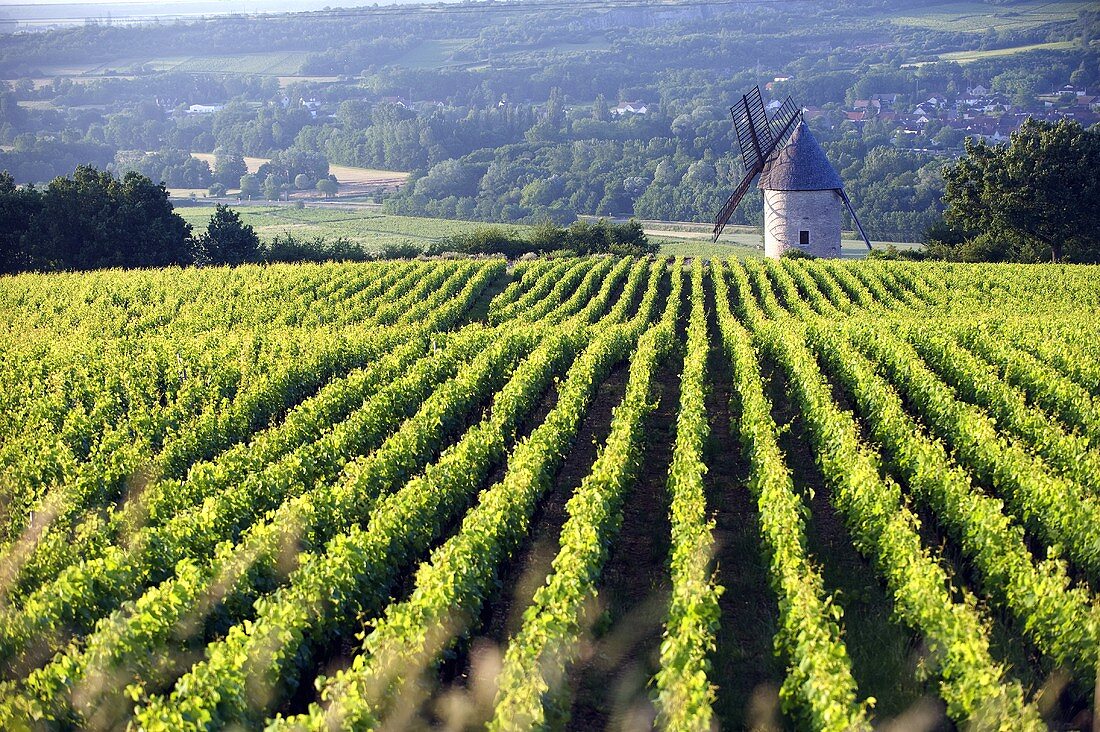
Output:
[
  {"xmin": 186, "ymin": 103, "xmax": 224, "ymax": 115},
  {"xmin": 611, "ymin": 100, "xmax": 648, "ymax": 116},
  {"xmin": 764, "ymin": 75, "xmax": 791, "ymax": 91}
]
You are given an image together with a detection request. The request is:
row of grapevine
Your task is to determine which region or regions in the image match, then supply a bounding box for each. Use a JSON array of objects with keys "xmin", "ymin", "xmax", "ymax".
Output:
[
  {"xmin": 904, "ymin": 326, "xmax": 1100, "ymax": 497},
  {"xmin": 0, "ymin": 260, "xmax": 503, "ymax": 551},
  {"xmin": 19, "ymin": 257, "xmax": 661, "ymax": 729},
  {"xmin": 758, "ymin": 321, "xmax": 1042, "ymax": 727},
  {"xmin": 542, "ymin": 257, "xmax": 627, "ymax": 324},
  {"xmin": 652, "ymin": 258, "xmax": 721, "ymax": 731},
  {"xmin": 264, "ymin": 261, "xmax": 671, "ymax": 732},
  {"xmin": 715, "ymin": 262, "xmax": 1046, "ymax": 726},
  {"xmin": 488, "ymin": 259, "xmax": 584, "ymax": 325},
  {"xmin": 486, "ymin": 261, "xmax": 682, "ymax": 730},
  {"xmin": 7, "ymin": 329, "xmax": 419, "ymax": 600},
  {"xmin": 3, "ymin": 256, "xmax": 1099, "ymax": 730},
  {"xmin": 851, "ymin": 322, "xmax": 1100, "ymax": 579},
  {"xmin": 806, "ymin": 323, "xmax": 1100, "ymax": 678},
  {"xmin": 0, "ymin": 326, "xmax": 543, "ymax": 727},
  {"xmin": 955, "ymin": 328, "xmax": 1100, "ymax": 445},
  {"xmin": 486, "ymin": 258, "xmax": 560, "ymax": 322},
  {"xmin": 4, "ymin": 260, "xmax": 506, "ymax": 603},
  {"xmin": 506, "ymin": 259, "xmax": 601, "ymax": 324},
  {"xmin": 713, "ymin": 260, "xmax": 870, "ymax": 731},
  {"xmin": 0, "ymin": 327, "xmax": 495, "ymax": 667}
]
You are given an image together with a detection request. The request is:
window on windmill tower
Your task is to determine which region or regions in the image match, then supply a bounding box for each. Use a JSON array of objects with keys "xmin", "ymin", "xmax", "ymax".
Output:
[{"xmin": 799, "ymin": 230, "xmax": 809, "ymax": 246}]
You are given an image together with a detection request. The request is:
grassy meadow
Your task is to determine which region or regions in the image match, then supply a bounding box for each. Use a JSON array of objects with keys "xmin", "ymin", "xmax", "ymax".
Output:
[{"xmin": 176, "ymin": 203, "xmax": 919, "ymax": 259}]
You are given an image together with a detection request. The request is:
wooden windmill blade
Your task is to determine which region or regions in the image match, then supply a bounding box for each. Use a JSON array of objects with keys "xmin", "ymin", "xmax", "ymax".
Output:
[
  {"xmin": 733, "ymin": 85, "xmax": 774, "ymax": 172},
  {"xmin": 712, "ymin": 89, "xmax": 802, "ymax": 241},
  {"xmin": 769, "ymin": 96, "xmax": 801, "ymax": 147}
]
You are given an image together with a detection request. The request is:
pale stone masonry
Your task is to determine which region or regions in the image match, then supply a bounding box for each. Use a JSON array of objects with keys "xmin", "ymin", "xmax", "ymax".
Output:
[
  {"xmin": 763, "ymin": 188, "xmax": 842, "ymax": 259},
  {"xmin": 758, "ymin": 122, "xmax": 847, "ymax": 259}
]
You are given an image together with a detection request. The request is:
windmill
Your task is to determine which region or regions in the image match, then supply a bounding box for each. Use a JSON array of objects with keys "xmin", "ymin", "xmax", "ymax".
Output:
[{"xmin": 712, "ymin": 86, "xmax": 872, "ymax": 258}]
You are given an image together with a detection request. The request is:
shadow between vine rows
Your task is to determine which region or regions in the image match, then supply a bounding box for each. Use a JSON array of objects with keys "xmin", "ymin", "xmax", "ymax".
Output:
[
  {"xmin": 459, "ymin": 266, "xmax": 511, "ymax": 325},
  {"xmin": 704, "ymin": 270, "xmax": 789, "ymax": 732},
  {"xmin": 417, "ymin": 359, "xmax": 630, "ymax": 730}
]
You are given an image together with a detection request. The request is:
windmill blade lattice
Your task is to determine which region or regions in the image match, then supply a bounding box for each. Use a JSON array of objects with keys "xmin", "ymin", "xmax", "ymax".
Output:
[
  {"xmin": 769, "ymin": 97, "xmax": 801, "ymax": 149},
  {"xmin": 712, "ymin": 86, "xmax": 802, "ymax": 241},
  {"xmin": 731, "ymin": 85, "xmax": 774, "ymax": 173}
]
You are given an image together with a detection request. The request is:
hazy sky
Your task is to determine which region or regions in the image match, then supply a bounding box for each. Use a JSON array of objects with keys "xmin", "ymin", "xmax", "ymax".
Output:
[
  {"xmin": 0, "ymin": 0, "xmax": 442, "ymax": 25},
  {"xmin": 0, "ymin": 0, "xmax": 433, "ymax": 5}
]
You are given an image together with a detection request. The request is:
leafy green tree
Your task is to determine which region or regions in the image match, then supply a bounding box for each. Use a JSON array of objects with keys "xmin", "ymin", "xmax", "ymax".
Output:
[
  {"xmin": 22, "ymin": 166, "xmax": 192, "ymax": 270},
  {"xmin": 653, "ymin": 160, "xmax": 679, "ymax": 186},
  {"xmin": 315, "ymin": 177, "xmax": 338, "ymax": 198},
  {"xmin": 940, "ymin": 119, "xmax": 1100, "ymax": 262},
  {"xmin": 546, "ymin": 86, "xmax": 565, "ymax": 127},
  {"xmin": 262, "ymin": 173, "xmax": 283, "ymax": 201},
  {"xmin": 0, "ymin": 170, "xmax": 42, "ymax": 273},
  {"xmin": 593, "ymin": 93, "xmax": 610, "ymax": 122},
  {"xmin": 214, "ymin": 151, "xmax": 248, "ymax": 188},
  {"xmin": 193, "ymin": 204, "xmax": 259, "ymax": 266},
  {"xmin": 239, "ymin": 173, "xmax": 260, "ymax": 198}
]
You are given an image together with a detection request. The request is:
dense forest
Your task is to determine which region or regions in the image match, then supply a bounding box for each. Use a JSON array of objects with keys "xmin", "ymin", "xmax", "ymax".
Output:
[{"xmin": 1, "ymin": 0, "xmax": 1098, "ymax": 240}]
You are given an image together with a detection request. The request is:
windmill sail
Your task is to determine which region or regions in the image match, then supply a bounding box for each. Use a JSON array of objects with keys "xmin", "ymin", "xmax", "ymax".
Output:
[
  {"xmin": 733, "ymin": 85, "xmax": 774, "ymax": 173},
  {"xmin": 712, "ymin": 87, "xmax": 801, "ymax": 241}
]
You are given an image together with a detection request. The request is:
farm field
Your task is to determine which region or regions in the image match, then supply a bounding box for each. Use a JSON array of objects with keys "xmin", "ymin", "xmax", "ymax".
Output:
[
  {"xmin": 885, "ymin": 0, "xmax": 1092, "ymax": 33},
  {"xmin": 936, "ymin": 40, "xmax": 1077, "ymax": 63},
  {"xmin": 1, "ymin": 258, "xmax": 1099, "ymax": 730},
  {"xmin": 176, "ymin": 206, "xmax": 496, "ymax": 252},
  {"xmin": 177, "ymin": 205, "xmax": 915, "ymax": 259},
  {"xmin": 187, "ymin": 155, "xmax": 409, "ymax": 197}
]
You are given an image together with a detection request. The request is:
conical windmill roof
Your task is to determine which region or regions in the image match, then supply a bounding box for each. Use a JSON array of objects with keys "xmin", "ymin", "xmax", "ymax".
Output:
[{"xmin": 758, "ymin": 121, "xmax": 844, "ymax": 191}]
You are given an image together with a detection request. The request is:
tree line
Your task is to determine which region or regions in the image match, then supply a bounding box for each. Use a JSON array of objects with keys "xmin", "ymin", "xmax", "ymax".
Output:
[
  {"xmin": 0, "ymin": 165, "xmax": 658, "ymax": 274},
  {"xmin": 0, "ymin": 166, "xmax": 267, "ymax": 273}
]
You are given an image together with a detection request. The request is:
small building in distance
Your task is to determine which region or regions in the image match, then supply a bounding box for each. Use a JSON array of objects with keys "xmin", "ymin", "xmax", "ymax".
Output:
[
  {"xmin": 611, "ymin": 100, "xmax": 648, "ymax": 116},
  {"xmin": 186, "ymin": 104, "xmax": 224, "ymax": 115}
]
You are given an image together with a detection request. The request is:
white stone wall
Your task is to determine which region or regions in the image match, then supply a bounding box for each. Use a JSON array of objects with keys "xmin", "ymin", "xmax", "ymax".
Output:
[{"xmin": 762, "ymin": 188, "xmax": 842, "ymax": 259}]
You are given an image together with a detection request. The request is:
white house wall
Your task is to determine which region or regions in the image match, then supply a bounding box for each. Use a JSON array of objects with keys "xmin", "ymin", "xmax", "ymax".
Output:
[{"xmin": 763, "ymin": 188, "xmax": 842, "ymax": 259}]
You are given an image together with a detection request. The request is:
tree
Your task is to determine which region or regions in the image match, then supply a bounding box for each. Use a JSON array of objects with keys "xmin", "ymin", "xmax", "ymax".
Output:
[
  {"xmin": 0, "ymin": 170, "xmax": 41, "ymax": 273},
  {"xmin": 239, "ymin": 173, "xmax": 260, "ymax": 198},
  {"xmin": 940, "ymin": 119, "xmax": 1100, "ymax": 263},
  {"xmin": 5, "ymin": 165, "xmax": 192, "ymax": 271},
  {"xmin": 207, "ymin": 182, "xmax": 227, "ymax": 197},
  {"xmin": 262, "ymin": 173, "xmax": 282, "ymax": 201},
  {"xmin": 193, "ymin": 204, "xmax": 259, "ymax": 265},
  {"xmin": 315, "ymin": 177, "xmax": 338, "ymax": 198},
  {"xmin": 653, "ymin": 160, "xmax": 679, "ymax": 186},
  {"xmin": 214, "ymin": 151, "xmax": 248, "ymax": 188},
  {"xmin": 294, "ymin": 173, "xmax": 312, "ymax": 191},
  {"xmin": 546, "ymin": 86, "xmax": 565, "ymax": 127},
  {"xmin": 593, "ymin": 93, "xmax": 610, "ymax": 122}
]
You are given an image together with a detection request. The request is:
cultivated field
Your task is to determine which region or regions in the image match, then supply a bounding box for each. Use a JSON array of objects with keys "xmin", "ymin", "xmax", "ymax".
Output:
[
  {"xmin": 177, "ymin": 206, "xmax": 915, "ymax": 259},
  {"xmin": 937, "ymin": 40, "xmax": 1077, "ymax": 63},
  {"xmin": 886, "ymin": 0, "xmax": 1092, "ymax": 33},
  {"xmin": 176, "ymin": 206, "xmax": 491, "ymax": 251},
  {"xmin": 188, "ymin": 154, "xmax": 409, "ymax": 197},
  {"xmin": 0, "ymin": 258, "xmax": 1098, "ymax": 730}
]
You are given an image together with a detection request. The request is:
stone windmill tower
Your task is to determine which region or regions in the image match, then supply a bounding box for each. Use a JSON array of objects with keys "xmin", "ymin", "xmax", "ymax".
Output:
[{"xmin": 711, "ymin": 86, "xmax": 871, "ymax": 258}]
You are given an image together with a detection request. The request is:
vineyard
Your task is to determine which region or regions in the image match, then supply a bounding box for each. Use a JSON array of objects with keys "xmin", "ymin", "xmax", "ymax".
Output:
[{"xmin": 0, "ymin": 256, "xmax": 1098, "ymax": 731}]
